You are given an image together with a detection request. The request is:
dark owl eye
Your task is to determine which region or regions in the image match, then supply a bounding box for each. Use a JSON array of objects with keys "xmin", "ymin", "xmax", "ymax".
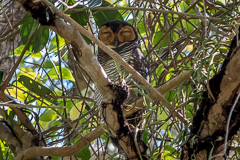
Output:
[
  {"xmin": 121, "ymin": 30, "xmax": 131, "ymax": 36},
  {"xmin": 103, "ymin": 32, "xmax": 110, "ymax": 34},
  {"xmin": 101, "ymin": 31, "xmax": 111, "ymax": 38}
]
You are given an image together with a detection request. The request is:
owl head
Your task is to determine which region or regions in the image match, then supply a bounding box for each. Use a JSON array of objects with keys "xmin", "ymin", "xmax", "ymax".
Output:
[{"xmin": 99, "ymin": 21, "xmax": 138, "ymax": 48}]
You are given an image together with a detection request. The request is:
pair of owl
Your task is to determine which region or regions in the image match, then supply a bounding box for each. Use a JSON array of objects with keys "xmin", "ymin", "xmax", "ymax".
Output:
[{"xmin": 96, "ymin": 21, "xmax": 150, "ymax": 157}]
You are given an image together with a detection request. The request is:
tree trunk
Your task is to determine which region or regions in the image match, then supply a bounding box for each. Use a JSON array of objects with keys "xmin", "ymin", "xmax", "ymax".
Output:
[{"xmin": 182, "ymin": 29, "xmax": 240, "ymax": 160}]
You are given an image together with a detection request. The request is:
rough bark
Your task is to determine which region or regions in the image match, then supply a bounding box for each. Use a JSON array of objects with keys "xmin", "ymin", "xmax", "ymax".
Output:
[
  {"xmin": 15, "ymin": 0, "xmax": 144, "ymax": 159},
  {"xmin": 182, "ymin": 29, "xmax": 240, "ymax": 160},
  {"xmin": 0, "ymin": 1, "xmax": 23, "ymax": 77}
]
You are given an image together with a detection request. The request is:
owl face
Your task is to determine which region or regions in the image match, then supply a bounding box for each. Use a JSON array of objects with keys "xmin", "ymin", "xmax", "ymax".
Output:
[{"xmin": 99, "ymin": 21, "xmax": 138, "ymax": 48}]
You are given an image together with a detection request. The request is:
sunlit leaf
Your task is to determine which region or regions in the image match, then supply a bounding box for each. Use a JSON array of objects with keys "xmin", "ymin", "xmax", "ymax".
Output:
[
  {"xmin": 157, "ymin": 110, "xmax": 169, "ymax": 130},
  {"xmin": 70, "ymin": 101, "xmax": 85, "ymax": 120},
  {"xmin": 40, "ymin": 109, "xmax": 57, "ymax": 122},
  {"xmin": 153, "ymin": 31, "xmax": 168, "ymax": 48},
  {"xmin": 11, "ymin": 45, "xmax": 42, "ymax": 58},
  {"xmin": 18, "ymin": 75, "xmax": 57, "ymax": 104},
  {"xmin": 48, "ymin": 36, "xmax": 66, "ymax": 53},
  {"xmin": 6, "ymin": 81, "xmax": 28, "ymax": 103},
  {"xmin": 45, "ymin": 66, "xmax": 75, "ymax": 82}
]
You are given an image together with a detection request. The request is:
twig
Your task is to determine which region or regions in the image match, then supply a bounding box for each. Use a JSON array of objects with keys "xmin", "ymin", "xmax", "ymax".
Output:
[
  {"xmin": 14, "ymin": 70, "xmax": 191, "ymax": 160},
  {"xmin": 0, "ymin": 103, "xmax": 66, "ymax": 109},
  {"xmin": 65, "ymin": 7, "xmax": 221, "ymax": 21},
  {"xmin": 42, "ymin": 0, "xmax": 189, "ymax": 125},
  {"xmin": 0, "ymin": 24, "xmax": 39, "ymax": 90}
]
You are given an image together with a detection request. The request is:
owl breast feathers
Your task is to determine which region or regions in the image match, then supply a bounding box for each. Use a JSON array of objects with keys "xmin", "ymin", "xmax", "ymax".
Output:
[
  {"xmin": 96, "ymin": 20, "xmax": 150, "ymax": 105},
  {"xmin": 96, "ymin": 20, "xmax": 149, "ymax": 158}
]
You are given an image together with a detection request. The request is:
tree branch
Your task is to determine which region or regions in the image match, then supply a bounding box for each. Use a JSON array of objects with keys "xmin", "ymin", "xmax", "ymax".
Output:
[
  {"xmin": 14, "ymin": 70, "xmax": 191, "ymax": 160},
  {"xmin": 0, "ymin": 121, "xmax": 22, "ymax": 156},
  {"xmin": 41, "ymin": 0, "xmax": 189, "ymax": 125},
  {"xmin": 65, "ymin": 7, "xmax": 221, "ymax": 21}
]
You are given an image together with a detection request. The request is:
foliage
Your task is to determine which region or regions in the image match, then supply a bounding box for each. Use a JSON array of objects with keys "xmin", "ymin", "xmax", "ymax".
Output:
[{"xmin": 0, "ymin": 0, "xmax": 240, "ymax": 159}]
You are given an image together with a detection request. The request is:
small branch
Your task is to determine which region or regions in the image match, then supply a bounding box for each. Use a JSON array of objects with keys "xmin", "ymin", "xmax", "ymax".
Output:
[
  {"xmin": 124, "ymin": 70, "xmax": 192, "ymax": 117},
  {"xmin": 65, "ymin": 7, "xmax": 221, "ymax": 21},
  {"xmin": 0, "ymin": 121, "xmax": 22, "ymax": 155},
  {"xmin": 0, "ymin": 103, "xmax": 66, "ymax": 109},
  {"xmin": 15, "ymin": 124, "xmax": 106, "ymax": 160},
  {"xmin": 0, "ymin": 29, "xmax": 20, "ymax": 42},
  {"xmin": 14, "ymin": 70, "xmax": 191, "ymax": 159},
  {"xmin": 55, "ymin": 96, "xmax": 95, "ymax": 102},
  {"xmin": 0, "ymin": 24, "xmax": 39, "ymax": 90},
  {"xmin": 0, "ymin": 24, "xmax": 40, "ymax": 135},
  {"xmin": 42, "ymin": 0, "xmax": 189, "ymax": 125}
]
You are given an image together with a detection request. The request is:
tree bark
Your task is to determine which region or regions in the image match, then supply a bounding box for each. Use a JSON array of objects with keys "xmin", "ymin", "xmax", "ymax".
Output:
[{"xmin": 182, "ymin": 29, "xmax": 240, "ymax": 160}]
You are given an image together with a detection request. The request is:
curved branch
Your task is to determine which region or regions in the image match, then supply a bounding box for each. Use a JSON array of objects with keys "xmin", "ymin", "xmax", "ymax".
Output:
[
  {"xmin": 41, "ymin": 0, "xmax": 189, "ymax": 125},
  {"xmin": 0, "ymin": 121, "xmax": 22, "ymax": 156},
  {"xmin": 65, "ymin": 7, "xmax": 221, "ymax": 21},
  {"xmin": 15, "ymin": 125, "xmax": 106, "ymax": 160},
  {"xmin": 15, "ymin": 70, "xmax": 191, "ymax": 160}
]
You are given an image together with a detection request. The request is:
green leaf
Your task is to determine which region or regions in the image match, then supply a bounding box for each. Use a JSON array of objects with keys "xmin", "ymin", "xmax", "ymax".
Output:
[
  {"xmin": 157, "ymin": 110, "xmax": 169, "ymax": 130},
  {"xmin": 214, "ymin": 1, "xmax": 225, "ymax": 7},
  {"xmin": 43, "ymin": 60, "xmax": 56, "ymax": 69},
  {"xmin": 93, "ymin": 1, "xmax": 123, "ymax": 27},
  {"xmin": 48, "ymin": 36, "xmax": 66, "ymax": 53},
  {"xmin": 20, "ymin": 13, "xmax": 49, "ymax": 52},
  {"xmin": 70, "ymin": 101, "xmax": 85, "ymax": 120},
  {"xmin": 39, "ymin": 109, "xmax": 57, "ymax": 122},
  {"xmin": 76, "ymin": 146, "xmax": 91, "ymax": 160},
  {"xmin": 0, "ymin": 140, "xmax": 3, "ymax": 160},
  {"xmin": 70, "ymin": 11, "xmax": 92, "ymax": 44},
  {"xmin": 181, "ymin": 19, "xmax": 198, "ymax": 33},
  {"xmin": 32, "ymin": 25, "xmax": 49, "ymax": 52},
  {"xmin": 11, "ymin": 45, "xmax": 42, "ymax": 58},
  {"xmin": 142, "ymin": 131, "xmax": 149, "ymax": 144},
  {"xmin": 44, "ymin": 66, "xmax": 75, "ymax": 82},
  {"xmin": 179, "ymin": 1, "xmax": 195, "ymax": 14},
  {"xmin": 70, "ymin": 10, "xmax": 88, "ymax": 26},
  {"xmin": 18, "ymin": 75, "xmax": 57, "ymax": 104},
  {"xmin": 153, "ymin": 31, "xmax": 168, "ymax": 48},
  {"xmin": 45, "ymin": 66, "xmax": 75, "ymax": 82},
  {"xmin": 20, "ymin": 13, "xmax": 37, "ymax": 44}
]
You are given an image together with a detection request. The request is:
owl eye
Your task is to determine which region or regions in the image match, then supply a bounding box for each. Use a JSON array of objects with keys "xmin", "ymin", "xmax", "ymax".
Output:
[
  {"xmin": 121, "ymin": 30, "xmax": 131, "ymax": 36},
  {"xmin": 101, "ymin": 31, "xmax": 111, "ymax": 38}
]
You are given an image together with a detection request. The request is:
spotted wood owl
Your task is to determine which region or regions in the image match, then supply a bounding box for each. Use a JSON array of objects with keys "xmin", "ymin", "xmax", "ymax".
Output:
[{"xmin": 96, "ymin": 20, "xmax": 150, "ymax": 157}]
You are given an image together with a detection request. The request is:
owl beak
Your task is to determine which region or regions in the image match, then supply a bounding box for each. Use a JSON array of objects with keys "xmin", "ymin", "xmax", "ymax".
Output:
[{"xmin": 114, "ymin": 36, "xmax": 119, "ymax": 48}]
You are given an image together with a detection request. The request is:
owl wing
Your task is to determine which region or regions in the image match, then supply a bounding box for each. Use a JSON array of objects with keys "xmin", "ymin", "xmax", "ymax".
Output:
[{"xmin": 129, "ymin": 47, "xmax": 150, "ymax": 82}]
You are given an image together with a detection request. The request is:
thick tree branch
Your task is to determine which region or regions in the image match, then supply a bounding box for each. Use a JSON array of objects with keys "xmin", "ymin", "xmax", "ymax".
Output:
[
  {"xmin": 0, "ymin": 25, "xmax": 38, "ymax": 135},
  {"xmin": 0, "ymin": 121, "xmax": 22, "ymax": 155},
  {"xmin": 14, "ymin": 70, "xmax": 191, "ymax": 160},
  {"xmin": 15, "ymin": 125, "xmax": 106, "ymax": 160},
  {"xmin": 14, "ymin": 0, "xmax": 192, "ymax": 159},
  {"xmin": 182, "ymin": 31, "xmax": 240, "ymax": 160},
  {"xmin": 41, "ymin": 0, "xmax": 189, "ymax": 125}
]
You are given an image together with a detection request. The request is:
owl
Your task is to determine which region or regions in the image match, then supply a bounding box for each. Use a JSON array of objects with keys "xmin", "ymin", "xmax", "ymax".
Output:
[{"xmin": 96, "ymin": 20, "xmax": 150, "ymax": 157}]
